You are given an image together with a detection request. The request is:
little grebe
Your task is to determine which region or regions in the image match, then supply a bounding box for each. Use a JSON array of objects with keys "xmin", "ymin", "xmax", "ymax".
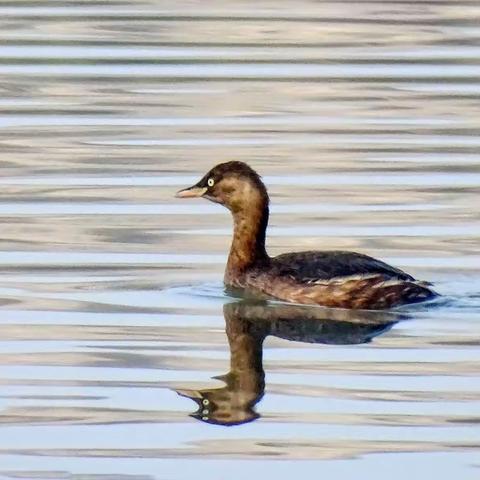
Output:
[{"xmin": 176, "ymin": 161, "xmax": 437, "ymax": 310}]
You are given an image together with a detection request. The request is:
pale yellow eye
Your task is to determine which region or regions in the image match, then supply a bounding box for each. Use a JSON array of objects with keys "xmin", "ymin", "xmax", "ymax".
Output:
[{"xmin": 207, "ymin": 178, "xmax": 215, "ymax": 187}]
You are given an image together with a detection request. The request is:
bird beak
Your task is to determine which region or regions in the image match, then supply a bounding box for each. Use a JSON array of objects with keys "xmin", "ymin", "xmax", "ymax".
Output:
[
  {"xmin": 175, "ymin": 388, "xmax": 203, "ymax": 399},
  {"xmin": 175, "ymin": 186, "xmax": 208, "ymax": 198}
]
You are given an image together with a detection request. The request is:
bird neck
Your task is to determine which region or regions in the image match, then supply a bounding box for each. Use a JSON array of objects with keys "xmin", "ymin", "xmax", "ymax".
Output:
[
  {"xmin": 224, "ymin": 305, "xmax": 266, "ymax": 394},
  {"xmin": 226, "ymin": 199, "xmax": 269, "ymax": 279}
]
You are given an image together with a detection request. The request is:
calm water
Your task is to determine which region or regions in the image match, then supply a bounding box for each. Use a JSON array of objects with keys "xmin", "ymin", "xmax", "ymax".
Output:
[{"xmin": 0, "ymin": 1, "xmax": 479, "ymax": 478}]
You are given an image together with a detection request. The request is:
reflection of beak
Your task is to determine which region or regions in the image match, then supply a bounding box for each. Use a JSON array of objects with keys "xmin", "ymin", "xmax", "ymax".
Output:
[
  {"xmin": 175, "ymin": 388, "xmax": 204, "ymax": 399},
  {"xmin": 175, "ymin": 186, "xmax": 207, "ymax": 198}
]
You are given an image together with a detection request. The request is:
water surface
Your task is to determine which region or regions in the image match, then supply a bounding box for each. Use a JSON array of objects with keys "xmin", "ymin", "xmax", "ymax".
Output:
[{"xmin": 0, "ymin": 1, "xmax": 479, "ymax": 479}]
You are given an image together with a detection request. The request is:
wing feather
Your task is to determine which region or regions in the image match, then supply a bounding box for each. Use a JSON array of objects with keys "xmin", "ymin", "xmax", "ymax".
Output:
[{"xmin": 271, "ymin": 250, "xmax": 414, "ymax": 283}]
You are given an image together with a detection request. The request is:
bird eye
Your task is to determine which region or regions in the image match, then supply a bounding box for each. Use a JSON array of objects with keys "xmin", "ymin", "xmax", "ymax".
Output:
[{"xmin": 207, "ymin": 178, "xmax": 215, "ymax": 187}]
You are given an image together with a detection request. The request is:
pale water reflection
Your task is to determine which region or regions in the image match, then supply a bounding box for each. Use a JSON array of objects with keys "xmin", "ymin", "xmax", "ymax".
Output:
[
  {"xmin": 0, "ymin": 0, "xmax": 480, "ymax": 479},
  {"xmin": 176, "ymin": 301, "xmax": 400, "ymax": 426}
]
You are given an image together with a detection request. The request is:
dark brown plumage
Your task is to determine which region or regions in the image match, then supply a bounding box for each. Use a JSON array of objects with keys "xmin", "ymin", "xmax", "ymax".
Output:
[{"xmin": 176, "ymin": 161, "xmax": 438, "ymax": 310}]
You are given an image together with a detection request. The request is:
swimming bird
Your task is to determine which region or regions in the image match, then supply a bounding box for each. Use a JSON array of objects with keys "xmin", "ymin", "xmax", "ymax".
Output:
[{"xmin": 175, "ymin": 161, "xmax": 437, "ymax": 310}]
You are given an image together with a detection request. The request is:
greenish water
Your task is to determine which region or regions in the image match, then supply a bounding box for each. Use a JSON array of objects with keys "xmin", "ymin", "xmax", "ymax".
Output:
[{"xmin": 0, "ymin": 1, "xmax": 479, "ymax": 479}]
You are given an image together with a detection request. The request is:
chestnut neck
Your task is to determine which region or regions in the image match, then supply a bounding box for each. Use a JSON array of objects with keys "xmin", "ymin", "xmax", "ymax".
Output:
[
  {"xmin": 225, "ymin": 308, "xmax": 266, "ymax": 389},
  {"xmin": 226, "ymin": 197, "xmax": 269, "ymax": 278}
]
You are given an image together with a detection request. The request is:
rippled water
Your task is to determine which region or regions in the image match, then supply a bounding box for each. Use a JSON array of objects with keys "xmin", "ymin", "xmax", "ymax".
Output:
[{"xmin": 0, "ymin": 1, "xmax": 479, "ymax": 479}]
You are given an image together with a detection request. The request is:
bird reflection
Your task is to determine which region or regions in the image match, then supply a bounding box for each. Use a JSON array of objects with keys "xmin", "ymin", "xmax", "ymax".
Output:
[{"xmin": 176, "ymin": 301, "xmax": 403, "ymax": 426}]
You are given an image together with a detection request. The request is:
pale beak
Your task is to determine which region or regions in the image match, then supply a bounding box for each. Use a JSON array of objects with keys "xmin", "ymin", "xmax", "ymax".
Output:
[
  {"xmin": 175, "ymin": 186, "xmax": 207, "ymax": 198},
  {"xmin": 175, "ymin": 388, "xmax": 203, "ymax": 399}
]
